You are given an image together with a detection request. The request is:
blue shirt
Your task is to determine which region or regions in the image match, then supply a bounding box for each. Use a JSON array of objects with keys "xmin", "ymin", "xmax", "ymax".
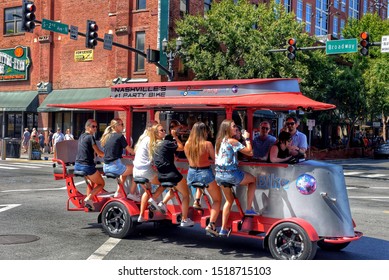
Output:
[
  {"xmin": 215, "ymin": 138, "xmax": 245, "ymax": 171},
  {"xmin": 253, "ymin": 134, "xmax": 276, "ymax": 159},
  {"xmin": 291, "ymin": 130, "xmax": 308, "ymax": 150}
]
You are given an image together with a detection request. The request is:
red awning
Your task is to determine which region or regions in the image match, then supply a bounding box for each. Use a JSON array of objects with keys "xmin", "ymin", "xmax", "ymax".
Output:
[{"xmin": 48, "ymin": 92, "xmax": 335, "ymax": 112}]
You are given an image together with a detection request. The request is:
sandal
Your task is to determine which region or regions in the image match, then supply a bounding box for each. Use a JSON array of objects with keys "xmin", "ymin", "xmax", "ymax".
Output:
[{"xmin": 205, "ymin": 222, "xmax": 219, "ymax": 237}]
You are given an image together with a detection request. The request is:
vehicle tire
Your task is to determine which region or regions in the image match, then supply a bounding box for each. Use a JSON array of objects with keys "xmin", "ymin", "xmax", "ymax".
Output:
[
  {"xmin": 101, "ymin": 201, "xmax": 134, "ymax": 239},
  {"xmin": 268, "ymin": 222, "xmax": 317, "ymax": 260},
  {"xmin": 317, "ymin": 240, "xmax": 350, "ymax": 251}
]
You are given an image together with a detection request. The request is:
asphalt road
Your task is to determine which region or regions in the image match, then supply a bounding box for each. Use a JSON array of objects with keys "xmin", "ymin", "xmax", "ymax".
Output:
[{"xmin": 0, "ymin": 158, "xmax": 388, "ymax": 261}]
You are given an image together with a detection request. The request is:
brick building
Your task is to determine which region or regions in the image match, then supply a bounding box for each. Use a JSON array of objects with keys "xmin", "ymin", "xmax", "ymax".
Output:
[{"xmin": 0, "ymin": 0, "xmax": 386, "ymax": 143}]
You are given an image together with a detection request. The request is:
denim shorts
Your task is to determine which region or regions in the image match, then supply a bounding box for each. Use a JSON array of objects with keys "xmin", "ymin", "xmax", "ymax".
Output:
[
  {"xmin": 215, "ymin": 169, "xmax": 245, "ymax": 186},
  {"xmin": 103, "ymin": 158, "xmax": 126, "ymax": 176},
  {"xmin": 187, "ymin": 167, "xmax": 215, "ymax": 186},
  {"xmin": 74, "ymin": 163, "xmax": 97, "ymax": 176}
]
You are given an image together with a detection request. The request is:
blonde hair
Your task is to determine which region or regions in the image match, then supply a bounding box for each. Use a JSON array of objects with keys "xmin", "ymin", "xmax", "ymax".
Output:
[
  {"xmin": 185, "ymin": 122, "xmax": 207, "ymax": 166},
  {"xmin": 215, "ymin": 119, "xmax": 235, "ymax": 154},
  {"xmin": 148, "ymin": 124, "xmax": 164, "ymax": 161},
  {"xmin": 134, "ymin": 120, "xmax": 158, "ymax": 153},
  {"xmin": 100, "ymin": 118, "xmax": 122, "ymax": 147}
]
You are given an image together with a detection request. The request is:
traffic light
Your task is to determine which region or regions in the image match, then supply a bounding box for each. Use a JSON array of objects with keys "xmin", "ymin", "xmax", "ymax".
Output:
[
  {"xmin": 85, "ymin": 20, "xmax": 98, "ymax": 49},
  {"xmin": 359, "ymin": 32, "xmax": 370, "ymax": 56},
  {"xmin": 21, "ymin": 0, "xmax": 36, "ymax": 32},
  {"xmin": 147, "ymin": 48, "xmax": 160, "ymax": 63},
  {"xmin": 286, "ymin": 38, "xmax": 297, "ymax": 60}
]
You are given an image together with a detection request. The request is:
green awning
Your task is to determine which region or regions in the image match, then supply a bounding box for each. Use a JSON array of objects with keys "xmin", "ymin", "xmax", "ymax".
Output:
[
  {"xmin": 38, "ymin": 87, "xmax": 110, "ymax": 112},
  {"xmin": 0, "ymin": 91, "xmax": 39, "ymax": 112}
]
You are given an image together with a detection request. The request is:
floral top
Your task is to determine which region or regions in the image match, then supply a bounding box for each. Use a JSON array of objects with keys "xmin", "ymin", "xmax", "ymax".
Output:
[{"xmin": 215, "ymin": 138, "xmax": 245, "ymax": 172}]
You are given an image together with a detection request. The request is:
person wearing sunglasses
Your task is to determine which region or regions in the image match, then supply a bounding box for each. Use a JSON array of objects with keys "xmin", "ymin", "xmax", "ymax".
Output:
[
  {"xmin": 268, "ymin": 131, "xmax": 294, "ymax": 163},
  {"xmin": 100, "ymin": 118, "xmax": 135, "ymax": 197},
  {"xmin": 149, "ymin": 124, "xmax": 194, "ymax": 227},
  {"xmin": 74, "ymin": 119, "xmax": 105, "ymax": 211},
  {"xmin": 284, "ymin": 116, "xmax": 308, "ymax": 157},
  {"xmin": 253, "ymin": 121, "xmax": 276, "ymax": 161}
]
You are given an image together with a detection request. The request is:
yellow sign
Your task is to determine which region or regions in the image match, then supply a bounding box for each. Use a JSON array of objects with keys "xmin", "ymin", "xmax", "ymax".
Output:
[{"xmin": 74, "ymin": 50, "xmax": 94, "ymax": 62}]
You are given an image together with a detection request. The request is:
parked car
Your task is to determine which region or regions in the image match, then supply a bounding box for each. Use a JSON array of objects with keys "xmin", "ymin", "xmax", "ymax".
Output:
[{"xmin": 374, "ymin": 140, "xmax": 389, "ymax": 159}]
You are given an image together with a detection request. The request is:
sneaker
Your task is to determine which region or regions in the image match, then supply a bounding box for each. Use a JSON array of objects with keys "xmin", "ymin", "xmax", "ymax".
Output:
[
  {"xmin": 245, "ymin": 208, "xmax": 259, "ymax": 216},
  {"xmin": 138, "ymin": 215, "xmax": 145, "ymax": 223},
  {"xmin": 205, "ymin": 224, "xmax": 219, "ymax": 237},
  {"xmin": 157, "ymin": 202, "xmax": 167, "ymax": 214},
  {"xmin": 148, "ymin": 198, "xmax": 159, "ymax": 211},
  {"xmin": 114, "ymin": 191, "xmax": 120, "ymax": 198},
  {"xmin": 219, "ymin": 229, "xmax": 230, "ymax": 238},
  {"xmin": 84, "ymin": 199, "xmax": 95, "ymax": 211},
  {"xmin": 127, "ymin": 193, "xmax": 141, "ymax": 202},
  {"xmin": 192, "ymin": 199, "xmax": 202, "ymax": 209},
  {"xmin": 180, "ymin": 218, "xmax": 195, "ymax": 227}
]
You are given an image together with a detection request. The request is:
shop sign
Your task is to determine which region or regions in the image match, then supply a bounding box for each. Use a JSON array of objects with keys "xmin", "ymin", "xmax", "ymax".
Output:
[
  {"xmin": 74, "ymin": 50, "xmax": 94, "ymax": 62},
  {"xmin": 0, "ymin": 46, "xmax": 31, "ymax": 82}
]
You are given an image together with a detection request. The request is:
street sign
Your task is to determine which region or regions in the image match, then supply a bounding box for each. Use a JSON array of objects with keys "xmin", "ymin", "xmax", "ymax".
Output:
[
  {"xmin": 381, "ymin": 35, "xmax": 389, "ymax": 53},
  {"xmin": 307, "ymin": 119, "xmax": 315, "ymax": 131},
  {"xmin": 42, "ymin": 18, "xmax": 69, "ymax": 35},
  {"xmin": 103, "ymin": 33, "xmax": 113, "ymax": 50},
  {"xmin": 326, "ymin": 39, "xmax": 358, "ymax": 55},
  {"xmin": 70, "ymin": 25, "xmax": 78, "ymax": 40}
]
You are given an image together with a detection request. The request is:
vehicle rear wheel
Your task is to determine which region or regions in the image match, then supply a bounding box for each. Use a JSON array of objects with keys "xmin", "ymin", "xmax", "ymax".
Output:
[
  {"xmin": 268, "ymin": 222, "xmax": 317, "ymax": 260},
  {"xmin": 101, "ymin": 201, "xmax": 134, "ymax": 238},
  {"xmin": 317, "ymin": 240, "xmax": 350, "ymax": 251}
]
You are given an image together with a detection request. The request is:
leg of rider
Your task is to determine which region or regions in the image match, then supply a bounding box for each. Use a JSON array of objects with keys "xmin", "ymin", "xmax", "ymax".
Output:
[
  {"xmin": 220, "ymin": 186, "xmax": 234, "ymax": 231},
  {"xmin": 118, "ymin": 165, "xmax": 133, "ymax": 195},
  {"xmin": 85, "ymin": 171, "xmax": 105, "ymax": 201},
  {"xmin": 139, "ymin": 176, "xmax": 159, "ymax": 217},
  {"xmin": 174, "ymin": 178, "xmax": 190, "ymax": 221},
  {"xmin": 240, "ymin": 172, "xmax": 256, "ymax": 211},
  {"xmin": 194, "ymin": 188, "xmax": 202, "ymax": 206},
  {"xmin": 207, "ymin": 180, "xmax": 222, "ymax": 225}
]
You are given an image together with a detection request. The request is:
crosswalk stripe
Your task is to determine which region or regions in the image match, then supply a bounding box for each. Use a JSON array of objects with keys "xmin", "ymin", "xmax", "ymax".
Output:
[
  {"xmin": 344, "ymin": 171, "xmax": 363, "ymax": 175},
  {"xmin": 9, "ymin": 162, "xmax": 51, "ymax": 167},
  {"xmin": 364, "ymin": 174, "xmax": 387, "ymax": 178},
  {"xmin": 0, "ymin": 166, "xmax": 19, "ymax": 170}
]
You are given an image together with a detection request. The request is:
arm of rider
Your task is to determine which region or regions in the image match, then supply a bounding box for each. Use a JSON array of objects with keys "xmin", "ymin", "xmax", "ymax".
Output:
[
  {"xmin": 207, "ymin": 141, "xmax": 216, "ymax": 162},
  {"xmin": 125, "ymin": 145, "xmax": 135, "ymax": 156},
  {"xmin": 269, "ymin": 145, "xmax": 293, "ymax": 163},
  {"xmin": 92, "ymin": 144, "xmax": 104, "ymax": 158},
  {"xmin": 239, "ymin": 130, "xmax": 253, "ymax": 157},
  {"xmin": 172, "ymin": 129, "xmax": 184, "ymax": 151}
]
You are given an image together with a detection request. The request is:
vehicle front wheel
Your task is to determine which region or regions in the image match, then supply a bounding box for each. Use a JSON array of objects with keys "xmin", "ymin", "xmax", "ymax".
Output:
[
  {"xmin": 317, "ymin": 240, "xmax": 350, "ymax": 251},
  {"xmin": 101, "ymin": 201, "xmax": 135, "ymax": 239},
  {"xmin": 268, "ymin": 222, "xmax": 317, "ymax": 260}
]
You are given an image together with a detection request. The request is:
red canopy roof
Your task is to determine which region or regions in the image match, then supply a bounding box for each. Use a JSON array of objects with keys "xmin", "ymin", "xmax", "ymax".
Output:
[{"xmin": 48, "ymin": 92, "xmax": 335, "ymax": 112}]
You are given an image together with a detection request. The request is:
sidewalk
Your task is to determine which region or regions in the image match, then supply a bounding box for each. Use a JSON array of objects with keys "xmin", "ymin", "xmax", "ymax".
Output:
[{"xmin": 1, "ymin": 151, "xmax": 54, "ymax": 162}]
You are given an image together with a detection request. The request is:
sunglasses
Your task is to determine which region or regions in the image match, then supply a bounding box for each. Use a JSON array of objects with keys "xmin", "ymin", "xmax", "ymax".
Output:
[
  {"xmin": 159, "ymin": 129, "xmax": 166, "ymax": 132},
  {"xmin": 91, "ymin": 125, "xmax": 98, "ymax": 128},
  {"xmin": 117, "ymin": 123, "xmax": 123, "ymax": 126},
  {"xmin": 286, "ymin": 122, "xmax": 295, "ymax": 126},
  {"xmin": 261, "ymin": 127, "xmax": 270, "ymax": 130}
]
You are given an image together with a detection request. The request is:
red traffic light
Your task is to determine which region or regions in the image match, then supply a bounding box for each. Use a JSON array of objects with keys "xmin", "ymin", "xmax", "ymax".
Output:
[
  {"xmin": 287, "ymin": 38, "xmax": 296, "ymax": 46},
  {"xmin": 26, "ymin": 3, "xmax": 36, "ymax": 12},
  {"xmin": 360, "ymin": 32, "xmax": 369, "ymax": 40}
]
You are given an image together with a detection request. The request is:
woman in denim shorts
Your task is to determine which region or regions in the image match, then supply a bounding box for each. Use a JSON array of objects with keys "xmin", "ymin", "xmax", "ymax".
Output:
[
  {"xmin": 215, "ymin": 119, "xmax": 257, "ymax": 237},
  {"xmin": 184, "ymin": 122, "xmax": 221, "ymax": 236},
  {"xmin": 74, "ymin": 119, "xmax": 105, "ymax": 211},
  {"xmin": 100, "ymin": 118, "xmax": 135, "ymax": 196}
]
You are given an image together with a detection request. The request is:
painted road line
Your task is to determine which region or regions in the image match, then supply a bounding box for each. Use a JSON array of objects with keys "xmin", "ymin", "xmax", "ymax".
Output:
[
  {"xmin": 0, "ymin": 204, "xmax": 21, "ymax": 213},
  {"xmin": 87, "ymin": 237, "xmax": 121, "ymax": 260},
  {"xmin": 0, "ymin": 165, "xmax": 19, "ymax": 170},
  {"xmin": 348, "ymin": 196, "xmax": 389, "ymax": 199},
  {"xmin": 364, "ymin": 174, "xmax": 387, "ymax": 178},
  {"xmin": 344, "ymin": 172, "xmax": 363, "ymax": 175},
  {"xmin": 1, "ymin": 186, "xmax": 67, "ymax": 193},
  {"xmin": 10, "ymin": 162, "xmax": 52, "ymax": 167}
]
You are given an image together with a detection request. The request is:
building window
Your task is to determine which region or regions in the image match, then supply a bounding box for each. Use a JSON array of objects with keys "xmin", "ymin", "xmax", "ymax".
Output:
[
  {"xmin": 334, "ymin": 0, "xmax": 339, "ymax": 9},
  {"xmin": 363, "ymin": 0, "xmax": 368, "ymax": 14},
  {"xmin": 135, "ymin": 32, "xmax": 145, "ymax": 72},
  {"xmin": 137, "ymin": 0, "xmax": 146, "ymax": 10},
  {"xmin": 204, "ymin": 0, "xmax": 212, "ymax": 12},
  {"xmin": 340, "ymin": 19, "xmax": 345, "ymax": 38},
  {"xmin": 305, "ymin": 4, "xmax": 312, "ymax": 33},
  {"xmin": 315, "ymin": 0, "xmax": 328, "ymax": 35},
  {"xmin": 333, "ymin": 16, "xmax": 338, "ymax": 38},
  {"xmin": 296, "ymin": 0, "xmax": 303, "ymax": 22},
  {"xmin": 180, "ymin": 0, "xmax": 189, "ymax": 17},
  {"xmin": 341, "ymin": 0, "xmax": 346, "ymax": 12},
  {"xmin": 348, "ymin": 0, "xmax": 359, "ymax": 18},
  {"xmin": 284, "ymin": 0, "xmax": 292, "ymax": 12},
  {"xmin": 4, "ymin": 6, "xmax": 22, "ymax": 35}
]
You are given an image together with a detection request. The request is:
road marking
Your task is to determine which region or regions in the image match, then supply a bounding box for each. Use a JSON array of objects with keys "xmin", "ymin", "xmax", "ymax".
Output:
[
  {"xmin": 87, "ymin": 237, "xmax": 121, "ymax": 260},
  {"xmin": 11, "ymin": 162, "xmax": 52, "ymax": 167},
  {"xmin": 349, "ymin": 196, "xmax": 389, "ymax": 199},
  {"xmin": 0, "ymin": 204, "xmax": 21, "ymax": 213},
  {"xmin": 1, "ymin": 186, "xmax": 66, "ymax": 193},
  {"xmin": 364, "ymin": 174, "xmax": 387, "ymax": 178},
  {"xmin": 0, "ymin": 165, "xmax": 19, "ymax": 170},
  {"xmin": 344, "ymin": 171, "xmax": 363, "ymax": 175}
]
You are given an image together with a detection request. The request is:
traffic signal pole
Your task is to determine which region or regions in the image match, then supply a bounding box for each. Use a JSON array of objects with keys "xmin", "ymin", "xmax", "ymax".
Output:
[{"xmin": 33, "ymin": 19, "xmax": 173, "ymax": 80}]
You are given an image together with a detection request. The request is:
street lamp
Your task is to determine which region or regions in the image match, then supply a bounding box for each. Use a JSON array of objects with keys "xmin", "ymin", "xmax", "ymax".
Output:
[{"xmin": 162, "ymin": 36, "xmax": 182, "ymax": 81}]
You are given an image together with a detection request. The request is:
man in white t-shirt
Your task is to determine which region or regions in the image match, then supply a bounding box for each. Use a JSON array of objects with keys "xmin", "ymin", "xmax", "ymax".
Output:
[{"xmin": 52, "ymin": 128, "xmax": 65, "ymax": 158}]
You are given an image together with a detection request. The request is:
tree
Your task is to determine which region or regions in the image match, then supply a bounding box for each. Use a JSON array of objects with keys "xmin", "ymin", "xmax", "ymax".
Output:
[{"xmin": 342, "ymin": 13, "xmax": 389, "ymax": 141}]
